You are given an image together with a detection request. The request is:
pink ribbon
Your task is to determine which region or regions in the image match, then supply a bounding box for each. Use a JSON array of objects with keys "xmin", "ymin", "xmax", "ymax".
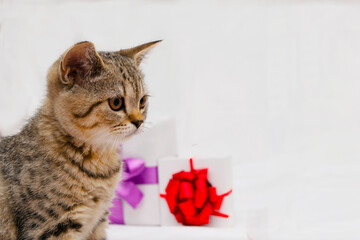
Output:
[{"xmin": 109, "ymin": 158, "xmax": 158, "ymax": 224}]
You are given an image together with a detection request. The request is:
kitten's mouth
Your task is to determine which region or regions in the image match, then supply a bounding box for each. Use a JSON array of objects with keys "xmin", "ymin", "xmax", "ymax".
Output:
[
  {"xmin": 111, "ymin": 122, "xmax": 144, "ymax": 141},
  {"xmin": 112, "ymin": 126, "xmax": 132, "ymax": 134},
  {"xmin": 115, "ymin": 128, "xmax": 137, "ymax": 138},
  {"xmin": 112, "ymin": 123, "xmax": 127, "ymax": 129},
  {"xmin": 123, "ymin": 130, "xmax": 136, "ymax": 137}
]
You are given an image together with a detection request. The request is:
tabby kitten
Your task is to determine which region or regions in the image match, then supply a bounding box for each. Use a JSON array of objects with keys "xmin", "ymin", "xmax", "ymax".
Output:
[{"xmin": 0, "ymin": 40, "xmax": 160, "ymax": 240}]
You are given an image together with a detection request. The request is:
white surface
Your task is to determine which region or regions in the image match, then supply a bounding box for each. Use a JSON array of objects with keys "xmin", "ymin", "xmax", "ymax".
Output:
[
  {"xmin": 1, "ymin": 0, "xmax": 360, "ymax": 239},
  {"xmin": 158, "ymin": 157, "xmax": 234, "ymax": 227},
  {"xmin": 107, "ymin": 225, "xmax": 245, "ymax": 240},
  {"xmin": 120, "ymin": 117, "xmax": 178, "ymax": 225}
]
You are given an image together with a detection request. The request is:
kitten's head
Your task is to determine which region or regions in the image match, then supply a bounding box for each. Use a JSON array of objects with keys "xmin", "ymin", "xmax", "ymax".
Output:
[{"xmin": 46, "ymin": 41, "xmax": 160, "ymax": 148}]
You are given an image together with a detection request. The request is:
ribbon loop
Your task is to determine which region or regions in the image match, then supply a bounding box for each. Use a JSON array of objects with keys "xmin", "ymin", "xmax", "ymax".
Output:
[
  {"xmin": 109, "ymin": 157, "xmax": 159, "ymax": 224},
  {"xmin": 122, "ymin": 157, "xmax": 145, "ymax": 181}
]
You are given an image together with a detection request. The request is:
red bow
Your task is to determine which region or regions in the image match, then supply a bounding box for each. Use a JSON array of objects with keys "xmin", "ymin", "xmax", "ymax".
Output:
[{"xmin": 160, "ymin": 158, "xmax": 232, "ymax": 226}]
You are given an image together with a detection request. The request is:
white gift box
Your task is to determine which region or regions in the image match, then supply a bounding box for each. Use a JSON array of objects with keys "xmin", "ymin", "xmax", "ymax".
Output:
[
  {"xmin": 158, "ymin": 157, "xmax": 234, "ymax": 227},
  {"xmin": 118, "ymin": 117, "xmax": 178, "ymax": 225}
]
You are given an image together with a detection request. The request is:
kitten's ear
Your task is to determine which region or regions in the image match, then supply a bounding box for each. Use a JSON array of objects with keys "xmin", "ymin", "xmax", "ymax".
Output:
[
  {"xmin": 60, "ymin": 41, "xmax": 104, "ymax": 85},
  {"xmin": 119, "ymin": 40, "xmax": 162, "ymax": 66}
]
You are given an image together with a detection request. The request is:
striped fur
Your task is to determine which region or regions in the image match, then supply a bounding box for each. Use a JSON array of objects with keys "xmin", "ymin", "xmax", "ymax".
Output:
[{"xmin": 0, "ymin": 41, "xmax": 160, "ymax": 240}]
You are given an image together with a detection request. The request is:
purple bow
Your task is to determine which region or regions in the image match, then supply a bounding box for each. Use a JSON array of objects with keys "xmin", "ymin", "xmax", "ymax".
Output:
[{"xmin": 109, "ymin": 158, "xmax": 158, "ymax": 224}]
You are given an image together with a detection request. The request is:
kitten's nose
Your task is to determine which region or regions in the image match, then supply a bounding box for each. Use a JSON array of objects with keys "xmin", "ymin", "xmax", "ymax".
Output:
[{"xmin": 131, "ymin": 120, "xmax": 143, "ymax": 129}]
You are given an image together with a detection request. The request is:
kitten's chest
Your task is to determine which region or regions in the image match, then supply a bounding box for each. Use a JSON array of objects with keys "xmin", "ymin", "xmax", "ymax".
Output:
[
  {"xmin": 70, "ymin": 158, "xmax": 121, "ymax": 236},
  {"xmin": 83, "ymin": 173, "xmax": 120, "ymax": 204},
  {"xmin": 69, "ymin": 183, "xmax": 116, "ymax": 239},
  {"xmin": 57, "ymin": 148, "xmax": 122, "ymax": 206}
]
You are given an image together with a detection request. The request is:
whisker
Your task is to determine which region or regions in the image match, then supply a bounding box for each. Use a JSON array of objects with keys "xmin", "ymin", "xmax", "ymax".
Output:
[
  {"xmin": 80, "ymin": 130, "xmax": 105, "ymax": 145},
  {"xmin": 94, "ymin": 133, "xmax": 110, "ymax": 165},
  {"xmin": 78, "ymin": 130, "xmax": 107, "ymax": 157},
  {"xmin": 94, "ymin": 132, "xmax": 118, "ymax": 166}
]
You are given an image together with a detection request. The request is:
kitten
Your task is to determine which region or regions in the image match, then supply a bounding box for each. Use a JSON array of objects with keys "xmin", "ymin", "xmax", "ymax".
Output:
[{"xmin": 0, "ymin": 40, "xmax": 160, "ymax": 240}]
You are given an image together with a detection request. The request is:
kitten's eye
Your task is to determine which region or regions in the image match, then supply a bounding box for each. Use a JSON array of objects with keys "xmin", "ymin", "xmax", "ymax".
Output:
[
  {"xmin": 139, "ymin": 96, "xmax": 147, "ymax": 109},
  {"xmin": 108, "ymin": 97, "xmax": 123, "ymax": 111}
]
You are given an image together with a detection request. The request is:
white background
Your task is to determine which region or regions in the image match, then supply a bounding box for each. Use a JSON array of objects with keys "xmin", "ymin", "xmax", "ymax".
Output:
[{"xmin": 1, "ymin": 0, "xmax": 360, "ymax": 239}]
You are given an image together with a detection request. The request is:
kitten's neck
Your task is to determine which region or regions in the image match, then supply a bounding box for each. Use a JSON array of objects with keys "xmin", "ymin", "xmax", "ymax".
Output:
[
  {"xmin": 38, "ymin": 100, "xmax": 117, "ymax": 151},
  {"xmin": 35, "ymin": 101, "xmax": 121, "ymax": 178}
]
